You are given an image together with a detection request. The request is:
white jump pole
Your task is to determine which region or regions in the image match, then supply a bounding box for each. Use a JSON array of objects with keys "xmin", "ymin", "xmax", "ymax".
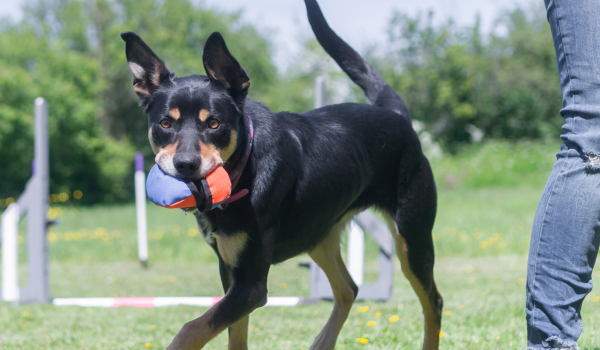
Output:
[
  {"xmin": 2, "ymin": 203, "xmax": 20, "ymax": 302},
  {"xmin": 53, "ymin": 296, "xmax": 304, "ymax": 308},
  {"xmin": 347, "ymin": 220, "xmax": 364, "ymax": 286},
  {"xmin": 135, "ymin": 153, "xmax": 148, "ymax": 267}
]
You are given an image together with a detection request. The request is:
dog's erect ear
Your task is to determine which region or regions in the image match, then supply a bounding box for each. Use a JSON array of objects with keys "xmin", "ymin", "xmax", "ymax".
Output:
[
  {"xmin": 203, "ymin": 32, "xmax": 251, "ymax": 101},
  {"xmin": 121, "ymin": 32, "xmax": 174, "ymax": 101}
]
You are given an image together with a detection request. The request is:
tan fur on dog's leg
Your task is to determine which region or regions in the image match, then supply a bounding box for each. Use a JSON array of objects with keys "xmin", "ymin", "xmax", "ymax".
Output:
[
  {"xmin": 228, "ymin": 315, "xmax": 249, "ymax": 350},
  {"xmin": 382, "ymin": 213, "xmax": 440, "ymax": 350},
  {"xmin": 308, "ymin": 225, "xmax": 357, "ymax": 350},
  {"xmin": 166, "ymin": 307, "xmax": 224, "ymax": 350},
  {"xmin": 395, "ymin": 234, "xmax": 440, "ymax": 350}
]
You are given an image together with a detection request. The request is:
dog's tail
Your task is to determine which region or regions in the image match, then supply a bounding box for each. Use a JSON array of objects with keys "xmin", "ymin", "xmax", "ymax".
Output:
[{"xmin": 304, "ymin": 0, "xmax": 410, "ymax": 121}]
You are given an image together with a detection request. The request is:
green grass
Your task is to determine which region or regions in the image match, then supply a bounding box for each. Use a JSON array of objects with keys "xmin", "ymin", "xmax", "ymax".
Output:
[
  {"xmin": 4, "ymin": 187, "xmax": 600, "ymax": 349},
  {"xmin": 4, "ymin": 141, "xmax": 600, "ymax": 349},
  {"xmin": 36, "ymin": 185, "xmax": 542, "ymax": 265},
  {"xmin": 2, "ymin": 256, "xmax": 600, "ymax": 349},
  {"xmin": 432, "ymin": 140, "xmax": 559, "ymax": 190}
]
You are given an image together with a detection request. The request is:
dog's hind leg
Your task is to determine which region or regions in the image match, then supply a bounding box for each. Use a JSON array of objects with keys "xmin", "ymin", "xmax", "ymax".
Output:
[
  {"xmin": 308, "ymin": 222, "xmax": 358, "ymax": 350},
  {"xmin": 382, "ymin": 195, "xmax": 443, "ymax": 349}
]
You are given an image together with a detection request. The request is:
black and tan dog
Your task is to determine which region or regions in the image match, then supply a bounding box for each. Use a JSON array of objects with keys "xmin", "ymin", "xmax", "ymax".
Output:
[{"xmin": 121, "ymin": 0, "xmax": 442, "ymax": 349}]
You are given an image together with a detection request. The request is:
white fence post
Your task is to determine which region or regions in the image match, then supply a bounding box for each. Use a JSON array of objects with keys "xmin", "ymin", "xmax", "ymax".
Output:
[
  {"xmin": 347, "ymin": 220, "xmax": 365, "ymax": 286},
  {"xmin": 2, "ymin": 203, "xmax": 20, "ymax": 302},
  {"xmin": 135, "ymin": 153, "xmax": 148, "ymax": 267}
]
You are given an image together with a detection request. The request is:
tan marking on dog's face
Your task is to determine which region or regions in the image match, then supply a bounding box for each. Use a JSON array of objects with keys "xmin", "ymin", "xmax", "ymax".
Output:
[
  {"xmin": 220, "ymin": 130, "xmax": 238, "ymax": 161},
  {"xmin": 199, "ymin": 109, "xmax": 211, "ymax": 122},
  {"xmin": 155, "ymin": 140, "xmax": 179, "ymax": 176},
  {"xmin": 169, "ymin": 108, "xmax": 180, "ymax": 120},
  {"xmin": 148, "ymin": 128, "xmax": 159, "ymax": 154},
  {"xmin": 241, "ymin": 80, "xmax": 251, "ymax": 90},
  {"xmin": 215, "ymin": 232, "xmax": 248, "ymax": 267},
  {"xmin": 199, "ymin": 140, "xmax": 223, "ymax": 176}
]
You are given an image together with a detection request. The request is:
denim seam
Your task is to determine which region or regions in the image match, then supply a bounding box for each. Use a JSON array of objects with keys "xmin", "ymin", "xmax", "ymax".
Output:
[
  {"xmin": 553, "ymin": 0, "xmax": 576, "ymax": 108},
  {"xmin": 528, "ymin": 150, "xmax": 574, "ymax": 334}
]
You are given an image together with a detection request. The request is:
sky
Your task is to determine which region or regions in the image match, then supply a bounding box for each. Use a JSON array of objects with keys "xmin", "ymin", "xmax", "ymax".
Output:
[{"xmin": 0, "ymin": 0, "xmax": 538, "ymax": 68}]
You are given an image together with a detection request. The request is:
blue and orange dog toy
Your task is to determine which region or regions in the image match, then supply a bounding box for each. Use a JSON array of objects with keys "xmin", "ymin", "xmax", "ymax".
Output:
[
  {"xmin": 146, "ymin": 164, "xmax": 238, "ymax": 212},
  {"xmin": 146, "ymin": 115, "xmax": 253, "ymax": 212}
]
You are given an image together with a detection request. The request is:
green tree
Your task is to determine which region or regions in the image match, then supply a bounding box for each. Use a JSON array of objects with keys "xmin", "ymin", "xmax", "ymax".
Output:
[
  {"xmin": 376, "ymin": 5, "xmax": 562, "ymax": 151},
  {"xmin": 0, "ymin": 0, "xmax": 278, "ymax": 204}
]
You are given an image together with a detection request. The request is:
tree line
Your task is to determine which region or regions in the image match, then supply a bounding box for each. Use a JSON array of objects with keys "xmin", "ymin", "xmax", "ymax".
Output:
[{"xmin": 0, "ymin": 0, "xmax": 561, "ymax": 204}]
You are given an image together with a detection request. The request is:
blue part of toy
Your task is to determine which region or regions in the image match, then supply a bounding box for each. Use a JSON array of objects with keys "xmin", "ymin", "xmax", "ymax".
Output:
[{"xmin": 146, "ymin": 164, "xmax": 192, "ymax": 207}]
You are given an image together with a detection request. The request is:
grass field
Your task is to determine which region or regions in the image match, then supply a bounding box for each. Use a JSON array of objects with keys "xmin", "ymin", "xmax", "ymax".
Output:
[
  {"xmin": 3, "ymin": 141, "xmax": 600, "ymax": 349},
  {"xmin": 3, "ymin": 187, "xmax": 600, "ymax": 349}
]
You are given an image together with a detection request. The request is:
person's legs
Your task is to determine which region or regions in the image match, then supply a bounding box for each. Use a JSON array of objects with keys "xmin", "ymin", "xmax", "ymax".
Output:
[{"xmin": 527, "ymin": 1, "xmax": 600, "ymax": 349}]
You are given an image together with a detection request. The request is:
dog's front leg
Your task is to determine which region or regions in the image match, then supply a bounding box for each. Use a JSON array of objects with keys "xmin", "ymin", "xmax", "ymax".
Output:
[
  {"xmin": 166, "ymin": 235, "xmax": 271, "ymax": 350},
  {"xmin": 218, "ymin": 259, "xmax": 250, "ymax": 350},
  {"xmin": 166, "ymin": 276, "xmax": 268, "ymax": 350}
]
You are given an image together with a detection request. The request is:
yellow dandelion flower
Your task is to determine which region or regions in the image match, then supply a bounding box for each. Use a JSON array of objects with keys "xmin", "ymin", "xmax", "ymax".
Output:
[
  {"xmin": 356, "ymin": 337, "xmax": 369, "ymax": 344},
  {"xmin": 593, "ymin": 296, "xmax": 600, "ymax": 303},
  {"xmin": 313, "ymin": 311, "xmax": 319, "ymax": 316},
  {"xmin": 356, "ymin": 306, "xmax": 370, "ymax": 313},
  {"xmin": 279, "ymin": 282, "xmax": 287, "ymax": 290},
  {"xmin": 149, "ymin": 325, "xmax": 157, "ymax": 330},
  {"xmin": 458, "ymin": 304, "xmax": 463, "ymax": 310},
  {"xmin": 389, "ymin": 315, "xmax": 399, "ymax": 323},
  {"xmin": 254, "ymin": 328, "xmax": 260, "ymax": 332},
  {"xmin": 358, "ymin": 321, "xmax": 363, "ymax": 326},
  {"xmin": 144, "ymin": 343, "xmax": 152, "ymax": 348},
  {"xmin": 21, "ymin": 324, "xmax": 27, "ymax": 329},
  {"xmin": 23, "ymin": 311, "xmax": 30, "ymax": 318},
  {"xmin": 366, "ymin": 321, "xmax": 376, "ymax": 327},
  {"xmin": 47, "ymin": 233, "xmax": 58, "ymax": 243},
  {"xmin": 444, "ymin": 311, "xmax": 451, "ymax": 317},
  {"xmin": 465, "ymin": 266, "xmax": 473, "ymax": 274},
  {"xmin": 374, "ymin": 311, "xmax": 382, "ymax": 317},
  {"xmin": 439, "ymin": 331, "xmax": 445, "ymax": 338},
  {"xmin": 518, "ymin": 278, "xmax": 525, "ymax": 286}
]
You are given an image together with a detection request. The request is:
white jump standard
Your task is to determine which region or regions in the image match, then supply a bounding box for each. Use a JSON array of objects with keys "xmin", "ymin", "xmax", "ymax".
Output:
[{"xmin": 1, "ymin": 98, "xmax": 51, "ymax": 304}]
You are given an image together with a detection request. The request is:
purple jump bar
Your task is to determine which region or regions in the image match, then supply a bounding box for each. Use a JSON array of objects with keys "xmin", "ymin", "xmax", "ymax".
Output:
[{"xmin": 135, "ymin": 152, "xmax": 144, "ymax": 172}]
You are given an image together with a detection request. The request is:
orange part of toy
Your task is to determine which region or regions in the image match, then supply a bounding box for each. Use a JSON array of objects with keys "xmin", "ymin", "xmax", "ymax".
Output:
[
  {"xmin": 206, "ymin": 166, "xmax": 232, "ymax": 204},
  {"xmin": 161, "ymin": 195, "xmax": 197, "ymax": 209}
]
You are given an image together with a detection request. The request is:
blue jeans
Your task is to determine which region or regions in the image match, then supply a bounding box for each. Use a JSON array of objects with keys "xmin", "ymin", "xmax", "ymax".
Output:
[{"xmin": 526, "ymin": 1, "xmax": 600, "ymax": 349}]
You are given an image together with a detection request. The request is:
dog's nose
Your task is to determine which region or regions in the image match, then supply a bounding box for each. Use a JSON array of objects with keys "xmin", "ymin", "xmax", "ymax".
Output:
[{"xmin": 173, "ymin": 153, "xmax": 201, "ymax": 178}]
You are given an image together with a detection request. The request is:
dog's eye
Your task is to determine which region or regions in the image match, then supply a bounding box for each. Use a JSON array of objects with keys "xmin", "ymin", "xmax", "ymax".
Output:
[
  {"xmin": 160, "ymin": 119, "xmax": 171, "ymax": 128},
  {"xmin": 208, "ymin": 119, "xmax": 220, "ymax": 129}
]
